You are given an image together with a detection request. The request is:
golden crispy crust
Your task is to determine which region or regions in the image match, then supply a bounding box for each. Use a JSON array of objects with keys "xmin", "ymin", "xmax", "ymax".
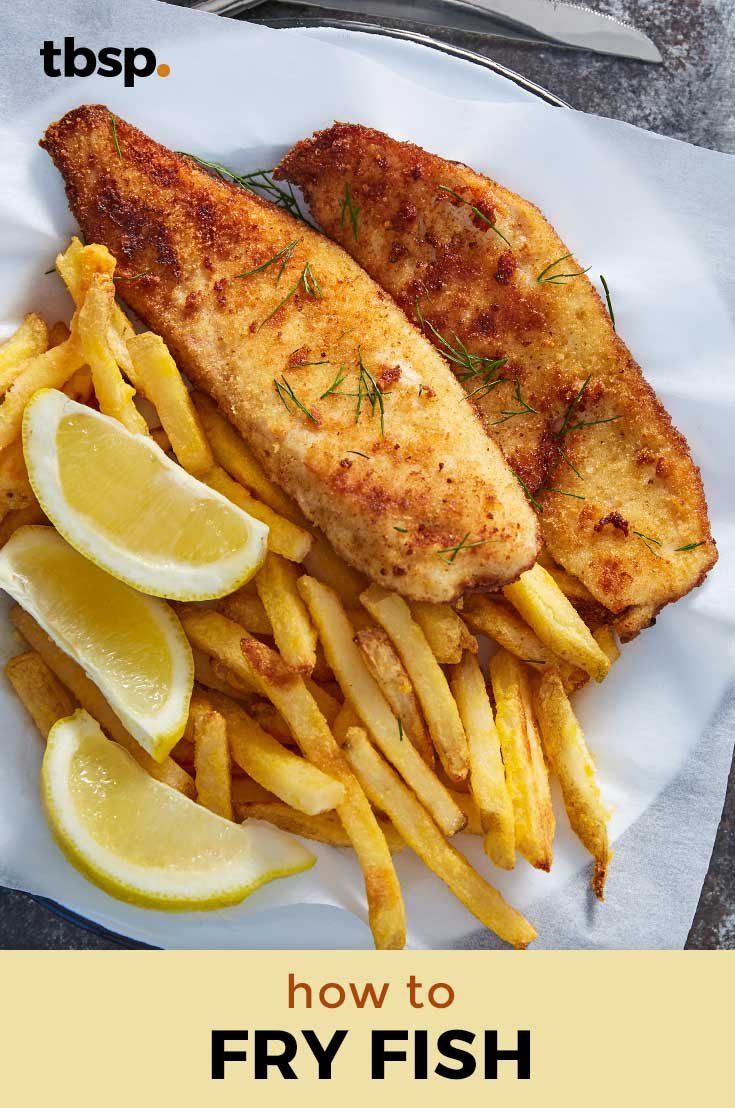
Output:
[
  {"xmin": 41, "ymin": 106, "xmax": 539, "ymax": 603},
  {"xmin": 277, "ymin": 123, "xmax": 717, "ymax": 635}
]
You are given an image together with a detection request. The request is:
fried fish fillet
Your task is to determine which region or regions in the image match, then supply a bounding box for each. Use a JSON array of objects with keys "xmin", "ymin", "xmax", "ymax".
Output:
[
  {"xmin": 41, "ymin": 106, "xmax": 539, "ymax": 604},
  {"xmin": 277, "ymin": 124, "xmax": 717, "ymax": 637}
]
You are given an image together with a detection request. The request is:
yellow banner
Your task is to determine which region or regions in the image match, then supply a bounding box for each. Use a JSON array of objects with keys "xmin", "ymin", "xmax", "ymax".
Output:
[{"xmin": 1, "ymin": 951, "xmax": 731, "ymax": 1104}]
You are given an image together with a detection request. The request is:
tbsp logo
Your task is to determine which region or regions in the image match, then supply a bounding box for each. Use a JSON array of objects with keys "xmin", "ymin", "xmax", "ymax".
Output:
[{"xmin": 40, "ymin": 37, "xmax": 170, "ymax": 87}]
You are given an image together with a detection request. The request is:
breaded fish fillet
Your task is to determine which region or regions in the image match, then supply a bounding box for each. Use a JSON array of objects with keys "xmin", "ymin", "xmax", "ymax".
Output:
[
  {"xmin": 41, "ymin": 107, "xmax": 539, "ymax": 604},
  {"xmin": 277, "ymin": 124, "xmax": 717, "ymax": 637}
]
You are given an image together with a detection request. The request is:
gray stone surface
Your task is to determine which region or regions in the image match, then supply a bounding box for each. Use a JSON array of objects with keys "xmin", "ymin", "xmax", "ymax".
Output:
[{"xmin": 0, "ymin": 0, "xmax": 732, "ymax": 949}]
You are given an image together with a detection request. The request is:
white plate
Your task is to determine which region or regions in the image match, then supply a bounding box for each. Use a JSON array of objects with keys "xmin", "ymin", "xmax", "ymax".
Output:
[{"xmin": 0, "ymin": 9, "xmax": 733, "ymax": 950}]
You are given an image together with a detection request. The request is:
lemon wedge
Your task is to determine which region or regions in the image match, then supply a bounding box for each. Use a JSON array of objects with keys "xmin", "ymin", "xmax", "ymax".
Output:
[
  {"xmin": 0, "ymin": 526, "xmax": 193, "ymax": 759},
  {"xmin": 23, "ymin": 389, "xmax": 268, "ymax": 600},
  {"xmin": 42, "ymin": 710, "xmax": 315, "ymax": 909}
]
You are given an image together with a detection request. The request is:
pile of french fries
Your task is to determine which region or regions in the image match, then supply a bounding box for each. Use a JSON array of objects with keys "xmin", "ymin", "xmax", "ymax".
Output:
[{"xmin": 0, "ymin": 238, "xmax": 622, "ymax": 948}]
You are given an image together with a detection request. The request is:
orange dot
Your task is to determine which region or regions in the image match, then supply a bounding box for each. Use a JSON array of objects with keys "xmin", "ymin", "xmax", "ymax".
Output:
[{"xmin": 157, "ymin": 63, "xmax": 171, "ymax": 78}]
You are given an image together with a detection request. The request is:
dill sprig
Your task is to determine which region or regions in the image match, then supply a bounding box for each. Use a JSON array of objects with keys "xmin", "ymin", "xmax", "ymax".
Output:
[
  {"xmin": 340, "ymin": 184, "xmax": 360, "ymax": 242},
  {"xmin": 394, "ymin": 526, "xmax": 408, "ymax": 533},
  {"xmin": 675, "ymin": 541, "xmax": 705, "ymax": 552},
  {"xmin": 260, "ymin": 261, "xmax": 322, "ymax": 327},
  {"xmin": 436, "ymin": 533, "xmax": 490, "ymax": 565},
  {"xmin": 537, "ymin": 253, "xmax": 591, "ymax": 285},
  {"xmin": 236, "ymin": 239, "xmax": 300, "ymax": 282},
  {"xmin": 274, "ymin": 376, "xmax": 318, "ymax": 423},
  {"xmin": 514, "ymin": 471, "xmax": 543, "ymax": 513},
  {"xmin": 633, "ymin": 530, "xmax": 662, "ymax": 557},
  {"xmin": 178, "ymin": 153, "xmax": 313, "ymax": 225},
  {"xmin": 398, "ymin": 718, "xmax": 404, "ymax": 742},
  {"xmin": 492, "ymin": 380, "xmax": 537, "ymax": 425},
  {"xmin": 356, "ymin": 348, "xmax": 385, "ymax": 436},
  {"xmin": 415, "ymin": 301, "xmax": 507, "ymax": 398},
  {"xmin": 110, "ymin": 114, "xmax": 122, "ymax": 159},
  {"xmin": 347, "ymin": 450, "xmax": 369, "ymax": 459},
  {"xmin": 437, "ymin": 185, "xmax": 511, "ymax": 247},
  {"xmin": 546, "ymin": 487, "xmax": 586, "ymax": 500},
  {"xmin": 320, "ymin": 365, "xmax": 347, "ymax": 398},
  {"xmin": 556, "ymin": 375, "xmax": 621, "ymax": 440},
  {"xmin": 600, "ymin": 274, "xmax": 616, "ymax": 330}
]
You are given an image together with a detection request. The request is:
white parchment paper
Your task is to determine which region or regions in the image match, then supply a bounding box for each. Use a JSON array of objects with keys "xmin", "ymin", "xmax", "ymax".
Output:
[{"xmin": 0, "ymin": 0, "xmax": 732, "ymax": 949}]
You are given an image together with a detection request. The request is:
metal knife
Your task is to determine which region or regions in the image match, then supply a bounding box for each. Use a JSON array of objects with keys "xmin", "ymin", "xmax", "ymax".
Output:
[{"xmin": 196, "ymin": 0, "xmax": 662, "ymax": 62}]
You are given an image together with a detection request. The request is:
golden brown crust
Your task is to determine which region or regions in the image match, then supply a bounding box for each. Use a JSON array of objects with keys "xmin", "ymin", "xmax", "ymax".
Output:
[
  {"xmin": 41, "ymin": 106, "xmax": 539, "ymax": 603},
  {"xmin": 277, "ymin": 123, "xmax": 717, "ymax": 630}
]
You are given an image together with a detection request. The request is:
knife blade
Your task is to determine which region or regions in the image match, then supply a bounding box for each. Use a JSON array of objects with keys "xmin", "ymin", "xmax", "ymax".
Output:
[{"xmin": 197, "ymin": 0, "xmax": 662, "ymax": 62}]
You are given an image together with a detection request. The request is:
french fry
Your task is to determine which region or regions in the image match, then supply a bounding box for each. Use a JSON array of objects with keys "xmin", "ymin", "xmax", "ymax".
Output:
[
  {"xmin": 535, "ymin": 670, "xmax": 612, "ymax": 898},
  {"xmin": 593, "ymin": 625, "xmax": 621, "ymax": 667},
  {"xmin": 449, "ymin": 653, "xmax": 516, "ymax": 871},
  {"xmin": 62, "ymin": 365, "xmax": 94, "ymax": 404},
  {"xmin": 304, "ymin": 678, "xmax": 342, "ymax": 726},
  {"xmin": 311, "ymin": 642, "xmax": 333, "ymax": 683},
  {"xmin": 344, "ymin": 727, "xmax": 537, "ymax": 949},
  {"xmin": 126, "ymin": 333, "xmax": 214, "ymax": 475},
  {"xmin": 191, "ymin": 693, "xmax": 232, "ymax": 820},
  {"xmin": 192, "ymin": 391, "xmax": 299, "ymax": 518},
  {"xmin": 354, "ymin": 626, "xmax": 434, "ymax": 766},
  {"xmin": 332, "ymin": 700, "xmax": 361, "ymax": 746},
  {"xmin": 11, "ymin": 607, "xmax": 194, "ymax": 796},
  {"xmin": 489, "ymin": 650, "xmax": 555, "ymax": 871},
  {"xmin": 248, "ymin": 700, "xmax": 296, "ymax": 746},
  {"xmin": 76, "ymin": 273, "xmax": 148, "ymax": 434},
  {"xmin": 231, "ymin": 777, "xmax": 278, "ymax": 806},
  {"xmin": 170, "ymin": 736, "xmax": 195, "ymax": 768},
  {"xmin": 447, "ymin": 788, "xmax": 484, "ymax": 836},
  {"xmin": 504, "ymin": 564, "xmax": 611, "ymax": 683},
  {"xmin": 218, "ymin": 591, "xmax": 272, "ymax": 636},
  {"xmin": 192, "ymin": 648, "xmax": 255, "ymax": 698},
  {"xmin": 463, "ymin": 596, "xmax": 587, "ymax": 694},
  {"xmin": 48, "ymin": 321, "xmax": 71, "ymax": 349},
  {"xmin": 0, "ymin": 440, "xmax": 35, "ymax": 512},
  {"xmin": 204, "ymin": 465, "xmax": 312, "ymax": 563},
  {"xmin": 206, "ymin": 690, "xmax": 345, "ymax": 815},
  {"xmin": 0, "ymin": 502, "xmax": 46, "ymax": 546},
  {"xmin": 0, "ymin": 314, "xmax": 48, "ymax": 393},
  {"xmin": 178, "ymin": 608, "xmax": 405, "ymax": 949},
  {"xmin": 360, "ymin": 583, "xmax": 470, "ymax": 784},
  {"xmin": 302, "ymin": 531, "xmax": 367, "ymax": 607},
  {"xmin": 56, "ymin": 238, "xmax": 135, "ymax": 373},
  {"xmin": 298, "ymin": 576, "xmax": 465, "ymax": 836},
  {"xmin": 0, "ymin": 338, "xmax": 84, "ymax": 451},
  {"xmin": 255, "ymin": 553, "xmax": 317, "ymax": 672},
  {"xmin": 239, "ymin": 800, "xmax": 404, "ymax": 852},
  {"xmin": 5, "ymin": 650, "xmax": 76, "ymax": 738},
  {"xmin": 409, "ymin": 601, "xmax": 477, "ymax": 665}
]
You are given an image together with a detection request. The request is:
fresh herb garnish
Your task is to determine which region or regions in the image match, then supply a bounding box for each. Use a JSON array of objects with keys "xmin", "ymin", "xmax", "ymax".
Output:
[
  {"xmin": 260, "ymin": 261, "xmax": 322, "ymax": 327},
  {"xmin": 178, "ymin": 153, "xmax": 313, "ymax": 225},
  {"xmin": 537, "ymin": 253, "xmax": 590, "ymax": 285},
  {"xmin": 355, "ymin": 349, "xmax": 385, "ymax": 436},
  {"xmin": 546, "ymin": 487, "xmax": 586, "ymax": 500},
  {"xmin": 398, "ymin": 718, "xmax": 404, "ymax": 742},
  {"xmin": 274, "ymin": 376, "xmax": 318, "ymax": 423},
  {"xmin": 415, "ymin": 301, "xmax": 507, "ymax": 399},
  {"xmin": 521, "ymin": 658, "xmax": 547, "ymax": 665},
  {"xmin": 600, "ymin": 274, "xmax": 616, "ymax": 330},
  {"xmin": 492, "ymin": 380, "xmax": 537, "ymax": 425},
  {"xmin": 320, "ymin": 365, "xmax": 348, "ymax": 399},
  {"xmin": 236, "ymin": 239, "xmax": 300, "ymax": 282},
  {"xmin": 556, "ymin": 375, "xmax": 621, "ymax": 439},
  {"xmin": 437, "ymin": 185, "xmax": 511, "ymax": 247},
  {"xmin": 110, "ymin": 114, "xmax": 122, "ymax": 159},
  {"xmin": 675, "ymin": 541, "xmax": 705, "ymax": 552},
  {"xmin": 112, "ymin": 272, "xmax": 151, "ymax": 282},
  {"xmin": 514, "ymin": 472, "xmax": 543, "ymax": 513},
  {"xmin": 394, "ymin": 526, "xmax": 408, "ymax": 533},
  {"xmin": 633, "ymin": 530, "xmax": 662, "ymax": 557},
  {"xmin": 347, "ymin": 450, "xmax": 369, "ymax": 459},
  {"xmin": 436, "ymin": 533, "xmax": 490, "ymax": 565},
  {"xmin": 340, "ymin": 184, "xmax": 360, "ymax": 242}
]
